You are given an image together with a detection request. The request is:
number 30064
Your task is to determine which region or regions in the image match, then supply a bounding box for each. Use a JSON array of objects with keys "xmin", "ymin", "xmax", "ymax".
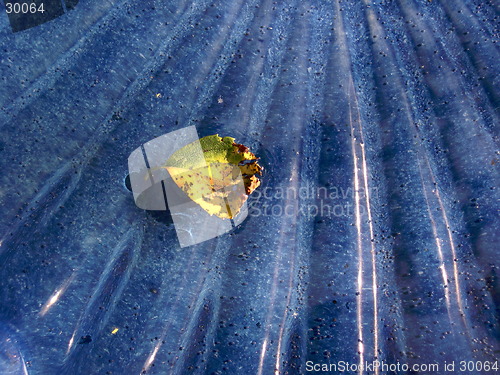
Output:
[{"xmin": 5, "ymin": 2, "xmax": 45, "ymax": 14}]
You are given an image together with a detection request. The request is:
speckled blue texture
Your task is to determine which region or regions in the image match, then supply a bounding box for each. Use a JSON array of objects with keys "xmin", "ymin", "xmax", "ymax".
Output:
[{"xmin": 0, "ymin": 0, "xmax": 498, "ymax": 374}]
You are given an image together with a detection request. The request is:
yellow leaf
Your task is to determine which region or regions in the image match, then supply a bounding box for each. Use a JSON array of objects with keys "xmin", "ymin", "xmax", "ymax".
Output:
[{"xmin": 164, "ymin": 135, "xmax": 262, "ymax": 219}]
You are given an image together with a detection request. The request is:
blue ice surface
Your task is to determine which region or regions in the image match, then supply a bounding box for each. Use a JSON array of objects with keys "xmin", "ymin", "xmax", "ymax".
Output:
[{"xmin": 0, "ymin": 0, "xmax": 498, "ymax": 374}]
